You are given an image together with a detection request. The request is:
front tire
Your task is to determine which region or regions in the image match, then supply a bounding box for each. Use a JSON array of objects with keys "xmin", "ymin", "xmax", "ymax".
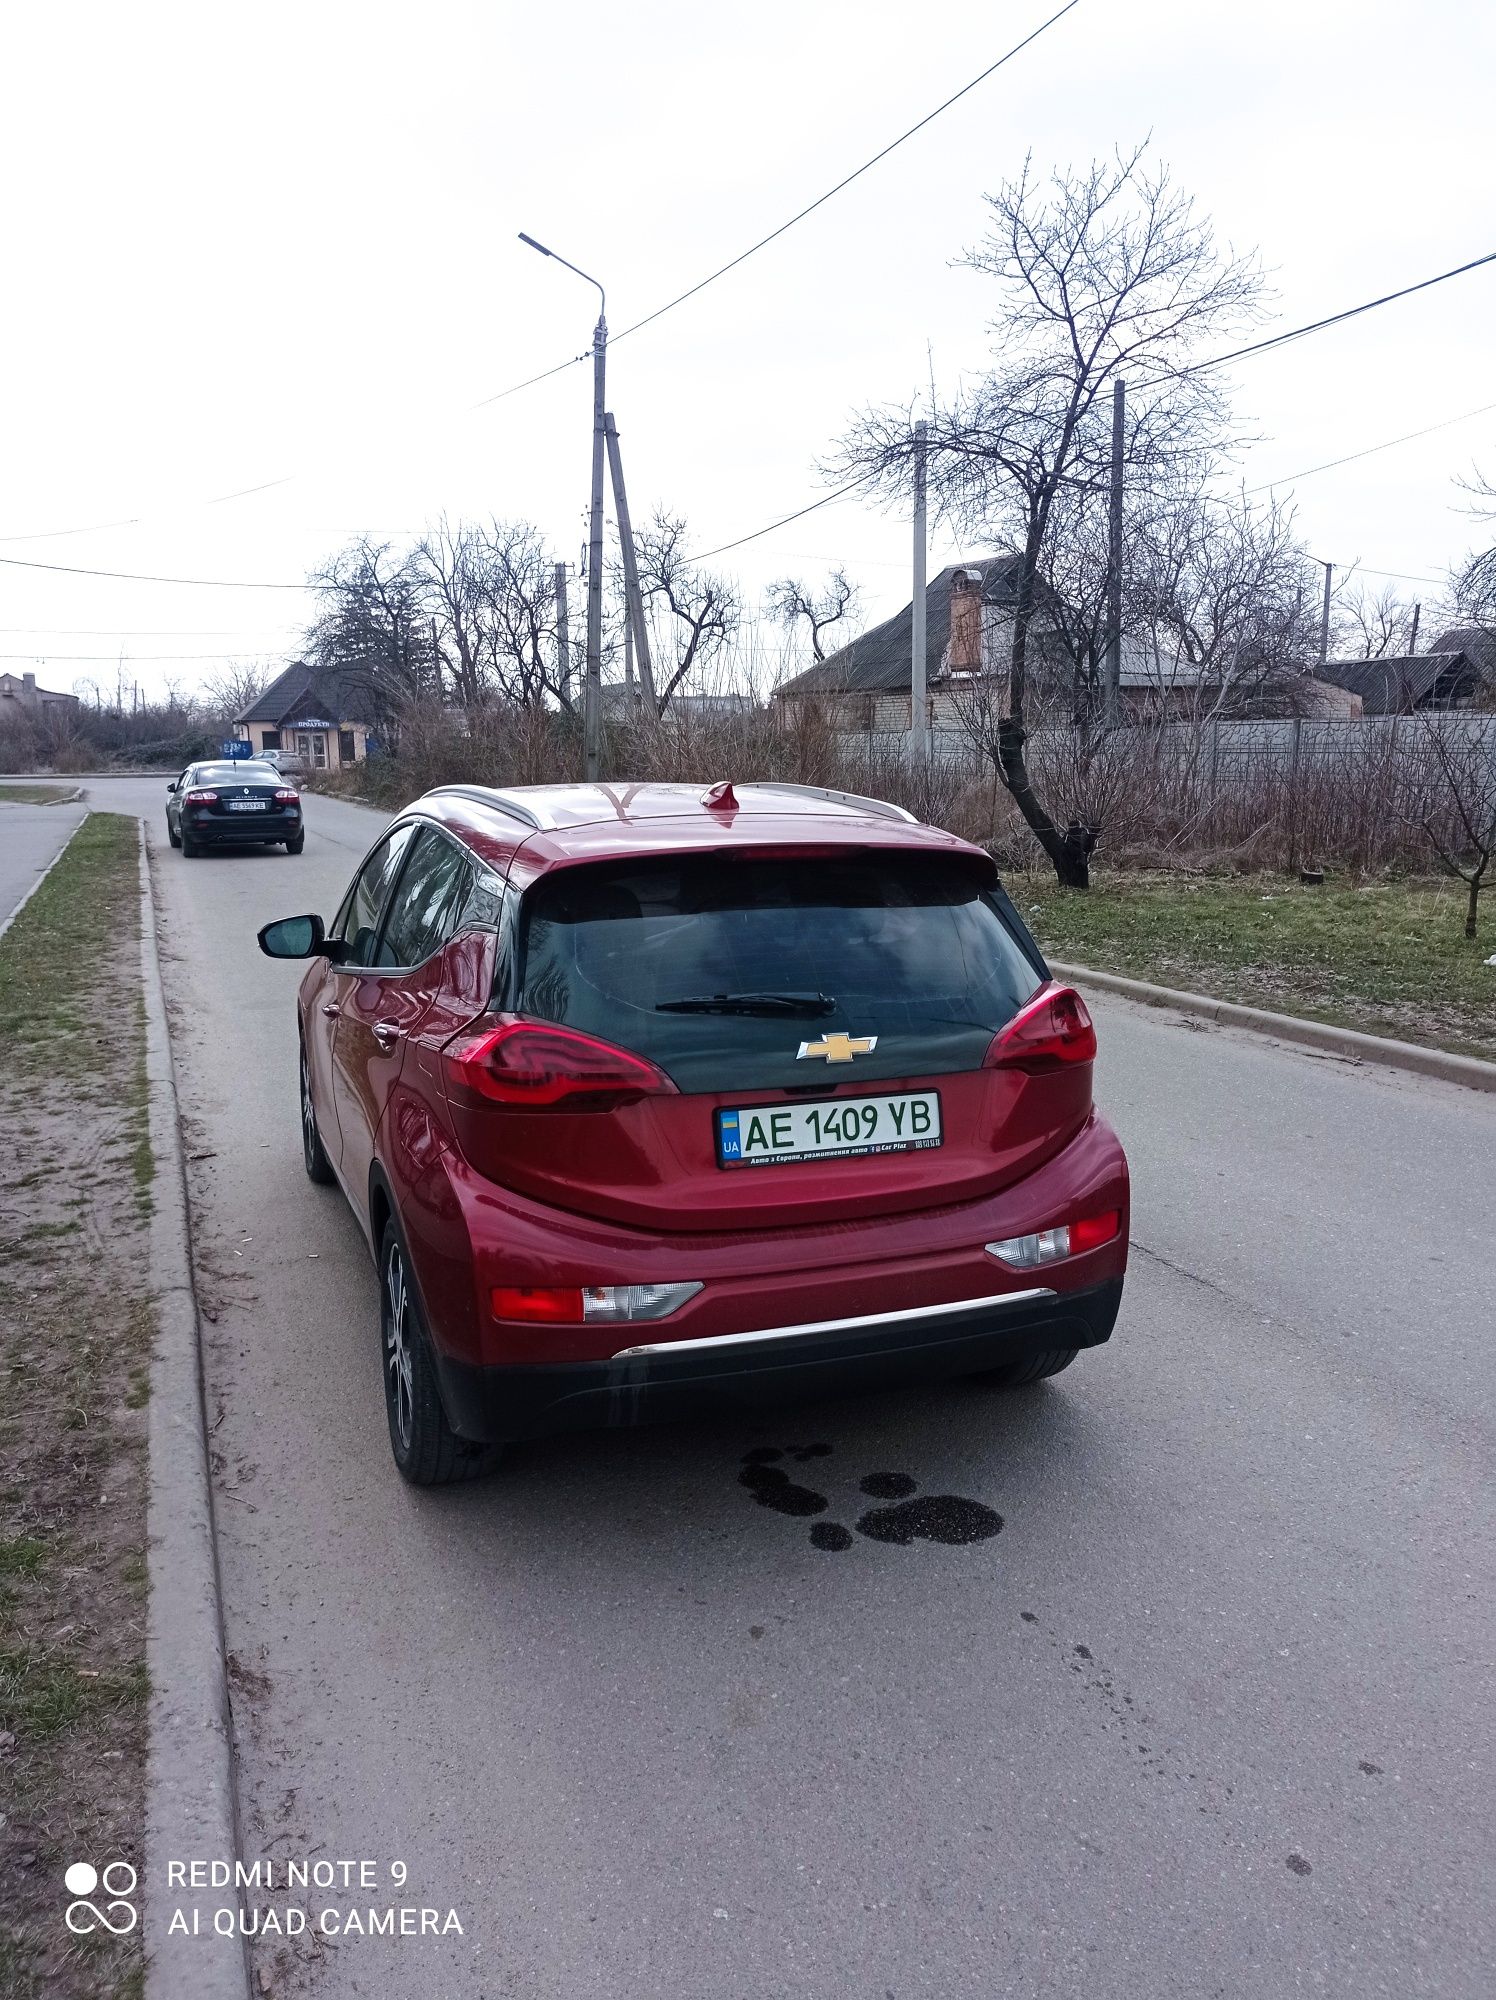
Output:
[
  {"xmin": 379, "ymin": 1221, "xmax": 496, "ymax": 1486},
  {"xmin": 299, "ymin": 1040, "xmax": 335, "ymax": 1185},
  {"xmin": 972, "ymin": 1347, "xmax": 1078, "ymax": 1387}
]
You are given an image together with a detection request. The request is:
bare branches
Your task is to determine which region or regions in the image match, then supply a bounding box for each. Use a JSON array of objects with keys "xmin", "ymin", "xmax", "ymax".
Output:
[
  {"xmin": 634, "ymin": 512, "xmax": 740, "ymax": 713},
  {"xmin": 1407, "ymin": 715, "xmax": 1496, "ymax": 936},
  {"xmin": 765, "ymin": 567, "xmax": 859, "ymax": 664},
  {"xmin": 828, "ymin": 141, "xmax": 1268, "ymax": 885}
]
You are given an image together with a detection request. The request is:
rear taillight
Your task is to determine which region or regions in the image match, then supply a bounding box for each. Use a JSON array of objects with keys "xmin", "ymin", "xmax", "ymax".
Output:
[
  {"xmin": 984, "ymin": 984, "xmax": 1096, "ymax": 1073},
  {"xmin": 443, "ymin": 1017, "xmax": 677, "ymax": 1110},
  {"xmin": 491, "ymin": 1282, "xmax": 701, "ymax": 1325},
  {"xmin": 986, "ymin": 1210, "xmax": 1120, "ymax": 1270},
  {"xmin": 274, "ymin": 788, "xmax": 299, "ymax": 804},
  {"xmin": 184, "ymin": 788, "xmax": 218, "ymax": 804}
]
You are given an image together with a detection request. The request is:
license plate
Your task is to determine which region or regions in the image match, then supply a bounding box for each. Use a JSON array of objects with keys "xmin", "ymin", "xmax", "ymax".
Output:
[
  {"xmin": 228, "ymin": 799, "xmax": 268, "ymax": 811},
  {"xmin": 716, "ymin": 1091, "xmax": 942, "ymax": 1168}
]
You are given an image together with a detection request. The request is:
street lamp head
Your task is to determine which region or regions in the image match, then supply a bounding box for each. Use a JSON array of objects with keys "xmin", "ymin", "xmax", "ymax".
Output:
[{"xmin": 518, "ymin": 231, "xmax": 553, "ymax": 259}]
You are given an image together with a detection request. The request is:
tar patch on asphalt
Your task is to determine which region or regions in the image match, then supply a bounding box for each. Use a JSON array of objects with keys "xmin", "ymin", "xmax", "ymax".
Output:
[{"xmin": 738, "ymin": 1446, "xmax": 1002, "ymax": 1552}]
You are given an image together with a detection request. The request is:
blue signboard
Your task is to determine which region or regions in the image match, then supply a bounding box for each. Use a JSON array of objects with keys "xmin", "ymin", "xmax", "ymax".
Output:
[{"xmin": 220, "ymin": 739, "xmax": 254, "ymax": 758}]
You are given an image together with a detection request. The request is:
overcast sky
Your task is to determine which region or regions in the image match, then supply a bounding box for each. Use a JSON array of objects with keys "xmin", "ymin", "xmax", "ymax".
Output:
[{"xmin": 3, "ymin": 0, "xmax": 1493, "ymax": 703}]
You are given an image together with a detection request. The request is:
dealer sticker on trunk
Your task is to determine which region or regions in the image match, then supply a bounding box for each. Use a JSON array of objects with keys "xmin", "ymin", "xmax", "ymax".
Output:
[{"xmin": 716, "ymin": 1091, "xmax": 942, "ymax": 1168}]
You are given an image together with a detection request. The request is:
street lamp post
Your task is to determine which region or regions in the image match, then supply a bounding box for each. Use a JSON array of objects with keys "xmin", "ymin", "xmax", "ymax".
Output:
[{"xmin": 519, "ymin": 232, "xmax": 606, "ymax": 781}]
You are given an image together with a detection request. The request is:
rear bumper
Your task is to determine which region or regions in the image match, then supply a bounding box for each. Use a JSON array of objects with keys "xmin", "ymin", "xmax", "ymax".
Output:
[
  {"xmin": 433, "ymin": 1277, "xmax": 1123, "ymax": 1444},
  {"xmin": 185, "ymin": 812, "xmax": 300, "ymax": 845}
]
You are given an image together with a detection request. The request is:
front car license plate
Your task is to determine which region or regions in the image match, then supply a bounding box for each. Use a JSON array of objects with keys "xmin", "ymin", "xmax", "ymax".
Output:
[
  {"xmin": 716, "ymin": 1091, "xmax": 942, "ymax": 1168},
  {"xmin": 228, "ymin": 799, "xmax": 268, "ymax": 811}
]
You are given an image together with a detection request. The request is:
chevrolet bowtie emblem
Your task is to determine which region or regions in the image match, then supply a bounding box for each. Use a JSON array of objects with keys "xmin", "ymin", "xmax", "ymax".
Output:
[{"xmin": 796, "ymin": 1032, "xmax": 878, "ymax": 1063}]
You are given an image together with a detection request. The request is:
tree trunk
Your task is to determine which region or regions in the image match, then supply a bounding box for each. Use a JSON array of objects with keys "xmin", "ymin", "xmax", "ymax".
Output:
[
  {"xmin": 996, "ymin": 510, "xmax": 1097, "ymax": 888},
  {"xmin": 993, "ymin": 718, "xmax": 1096, "ymax": 889},
  {"xmin": 1467, "ymin": 871, "xmax": 1482, "ymax": 940}
]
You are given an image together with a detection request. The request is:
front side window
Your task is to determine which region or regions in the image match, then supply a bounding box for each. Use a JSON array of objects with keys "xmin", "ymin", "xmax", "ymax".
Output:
[
  {"xmin": 516, "ymin": 852, "xmax": 1042, "ymax": 1093},
  {"xmin": 375, "ymin": 828, "xmax": 474, "ymax": 970},
  {"xmin": 334, "ymin": 824, "xmax": 416, "ymax": 968}
]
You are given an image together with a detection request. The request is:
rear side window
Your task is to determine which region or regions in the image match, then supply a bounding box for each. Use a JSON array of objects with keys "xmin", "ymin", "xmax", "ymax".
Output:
[
  {"xmin": 516, "ymin": 853, "xmax": 1043, "ymax": 1093},
  {"xmin": 376, "ymin": 828, "xmax": 474, "ymax": 970}
]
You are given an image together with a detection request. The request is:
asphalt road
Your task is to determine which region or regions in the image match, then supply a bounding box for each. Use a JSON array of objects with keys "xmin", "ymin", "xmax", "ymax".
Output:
[
  {"xmin": 0, "ymin": 793, "xmax": 87, "ymax": 926},
  {"xmin": 102, "ymin": 773, "xmax": 1494, "ymax": 2000}
]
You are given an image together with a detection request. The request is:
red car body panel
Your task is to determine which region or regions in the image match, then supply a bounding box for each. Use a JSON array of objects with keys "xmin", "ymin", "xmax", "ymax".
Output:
[{"xmin": 289, "ymin": 782, "xmax": 1130, "ymax": 1444}]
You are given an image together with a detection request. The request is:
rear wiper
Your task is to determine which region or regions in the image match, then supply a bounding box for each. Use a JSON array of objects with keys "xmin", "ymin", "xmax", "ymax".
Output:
[{"xmin": 656, "ymin": 990, "xmax": 837, "ymax": 1017}]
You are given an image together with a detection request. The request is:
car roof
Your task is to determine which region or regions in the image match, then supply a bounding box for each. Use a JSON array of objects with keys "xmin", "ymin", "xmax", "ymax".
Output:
[{"xmin": 405, "ymin": 781, "xmax": 993, "ymax": 887}]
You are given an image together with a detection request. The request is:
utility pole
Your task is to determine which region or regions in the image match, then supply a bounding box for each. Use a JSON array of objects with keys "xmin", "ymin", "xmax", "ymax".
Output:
[
  {"xmin": 1409, "ymin": 600, "xmax": 1421, "ymax": 656},
  {"xmin": 1318, "ymin": 559, "xmax": 1333, "ymax": 666},
  {"xmin": 604, "ymin": 412, "xmax": 657, "ymax": 714},
  {"xmin": 909, "ymin": 419, "xmax": 928, "ymax": 761},
  {"xmin": 518, "ymin": 231, "xmax": 607, "ymax": 777},
  {"xmin": 623, "ymin": 611, "xmax": 637, "ymax": 705},
  {"xmin": 553, "ymin": 562, "xmax": 571, "ymax": 708},
  {"xmin": 585, "ymin": 309, "xmax": 607, "ymax": 778},
  {"xmin": 1104, "ymin": 378, "xmax": 1125, "ymax": 724}
]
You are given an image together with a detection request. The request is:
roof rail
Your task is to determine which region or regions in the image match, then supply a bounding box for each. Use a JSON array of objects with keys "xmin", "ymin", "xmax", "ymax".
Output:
[
  {"xmin": 739, "ymin": 781, "xmax": 919, "ymax": 825},
  {"xmin": 423, "ymin": 784, "xmax": 557, "ymax": 831}
]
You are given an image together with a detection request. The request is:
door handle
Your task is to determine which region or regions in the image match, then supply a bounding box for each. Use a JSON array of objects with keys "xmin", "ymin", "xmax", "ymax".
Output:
[
  {"xmin": 372, "ymin": 1020, "xmax": 403, "ymax": 1052},
  {"xmin": 322, "ymin": 1003, "xmax": 341, "ymax": 1019}
]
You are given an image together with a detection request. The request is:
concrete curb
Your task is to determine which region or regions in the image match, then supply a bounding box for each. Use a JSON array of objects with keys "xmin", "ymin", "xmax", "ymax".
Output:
[
  {"xmin": 1050, "ymin": 959, "xmax": 1496, "ymax": 1095},
  {"xmin": 0, "ymin": 806, "xmax": 88, "ymax": 944},
  {"xmin": 138, "ymin": 827, "xmax": 254, "ymax": 2000}
]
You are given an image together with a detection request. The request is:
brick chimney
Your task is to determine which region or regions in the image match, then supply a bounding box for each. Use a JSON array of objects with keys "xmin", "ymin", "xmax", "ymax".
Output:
[
  {"xmin": 22, "ymin": 672, "xmax": 37, "ymax": 696},
  {"xmin": 948, "ymin": 568, "xmax": 983, "ymax": 674}
]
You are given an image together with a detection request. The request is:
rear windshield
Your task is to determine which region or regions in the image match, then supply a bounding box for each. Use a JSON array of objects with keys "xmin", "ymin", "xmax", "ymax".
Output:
[
  {"xmin": 194, "ymin": 763, "xmax": 280, "ymax": 784},
  {"xmin": 515, "ymin": 852, "xmax": 1042, "ymax": 1094}
]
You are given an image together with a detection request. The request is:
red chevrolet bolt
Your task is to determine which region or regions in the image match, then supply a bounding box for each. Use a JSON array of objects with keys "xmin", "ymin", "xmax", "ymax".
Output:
[{"xmin": 258, "ymin": 782, "xmax": 1129, "ymax": 1484}]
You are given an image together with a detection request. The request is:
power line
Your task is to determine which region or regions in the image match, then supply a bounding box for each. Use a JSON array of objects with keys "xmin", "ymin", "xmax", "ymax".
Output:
[
  {"xmin": 472, "ymin": 3, "xmax": 1081, "ymax": 407},
  {"xmin": 1166, "ymin": 250, "xmax": 1496, "ymax": 384},
  {"xmin": 0, "ymin": 556, "xmax": 308, "ymax": 584},
  {"xmin": 610, "ymin": 4, "xmax": 1082, "ymax": 349},
  {"xmin": 0, "ymin": 651, "xmax": 289, "ymax": 662},
  {"xmin": 688, "ymin": 477, "xmax": 876, "ymax": 564},
  {"xmin": 1243, "ymin": 398, "xmax": 1496, "ymax": 494}
]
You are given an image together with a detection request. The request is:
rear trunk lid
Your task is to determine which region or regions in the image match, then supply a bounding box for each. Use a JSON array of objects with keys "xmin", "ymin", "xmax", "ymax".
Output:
[{"xmin": 445, "ymin": 848, "xmax": 1089, "ymax": 1232}]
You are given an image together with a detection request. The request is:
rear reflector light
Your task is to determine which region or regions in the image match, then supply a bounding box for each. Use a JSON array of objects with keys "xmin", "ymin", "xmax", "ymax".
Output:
[
  {"xmin": 184, "ymin": 789, "xmax": 218, "ymax": 804},
  {"xmin": 443, "ymin": 1017, "xmax": 677, "ymax": 1110},
  {"xmin": 274, "ymin": 788, "xmax": 300, "ymax": 803},
  {"xmin": 985, "ymin": 1210, "xmax": 1120, "ymax": 1270},
  {"xmin": 491, "ymin": 1282, "xmax": 702, "ymax": 1325},
  {"xmin": 984, "ymin": 984, "xmax": 1096, "ymax": 1072}
]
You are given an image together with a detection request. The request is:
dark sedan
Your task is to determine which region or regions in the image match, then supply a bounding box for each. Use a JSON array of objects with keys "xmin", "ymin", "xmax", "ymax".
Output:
[{"xmin": 166, "ymin": 760, "xmax": 304, "ymax": 856}]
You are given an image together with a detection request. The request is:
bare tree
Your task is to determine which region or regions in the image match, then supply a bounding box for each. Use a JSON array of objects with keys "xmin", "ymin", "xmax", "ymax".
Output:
[
  {"xmin": 765, "ymin": 568, "xmax": 859, "ymax": 665},
  {"xmin": 635, "ymin": 512, "xmax": 740, "ymax": 713},
  {"xmin": 1132, "ymin": 485, "xmax": 1321, "ymax": 722},
  {"xmin": 829, "ymin": 144, "xmax": 1266, "ymax": 885},
  {"xmin": 1409, "ymin": 717, "xmax": 1496, "ymax": 939},
  {"xmin": 479, "ymin": 519, "xmax": 570, "ymax": 710},
  {"xmin": 199, "ymin": 661, "xmax": 273, "ymax": 721},
  {"xmin": 1338, "ymin": 579, "xmax": 1418, "ymax": 661},
  {"xmin": 413, "ymin": 517, "xmax": 491, "ymax": 708}
]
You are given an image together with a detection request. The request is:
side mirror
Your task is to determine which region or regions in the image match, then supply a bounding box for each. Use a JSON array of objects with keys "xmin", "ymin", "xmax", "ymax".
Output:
[
  {"xmin": 257, "ymin": 913, "xmax": 342, "ymax": 961},
  {"xmin": 166, "ymin": 781, "xmax": 177, "ymax": 794}
]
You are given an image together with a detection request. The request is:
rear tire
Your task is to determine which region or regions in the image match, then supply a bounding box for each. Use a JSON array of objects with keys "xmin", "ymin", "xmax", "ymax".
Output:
[
  {"xmin": 971, "ymin": 1347, "xmax": 1078, "ymax": 1388},
  {"xmin": 285, "ymin": 835, "xmax": 305, "ymax": 854},
  {"xmin": 379, "ymin": 1220, "xmax": 498, "ymax": 1486},
  {"xmin": 299, "ymin": 1039, "xmax": 335, "ymax": 1185},
  {"xmin": 166, "ymin": 819, "xmax": 181, "ymax": 848},
  {"xmin": 181, "ymin": 832, "xmax": 201, "ymax": 858}
]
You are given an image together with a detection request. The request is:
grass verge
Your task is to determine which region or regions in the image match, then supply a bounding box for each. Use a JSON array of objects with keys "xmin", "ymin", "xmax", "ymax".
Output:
[
  {"xmin": 0, "ymin": 812, "xmax": 151, "ymax": 1999},
  {"xmin": 0, "ymin": 783, "xmax": 79, "ymax": 806},
  {"xmin": 1013, "ymin": 868, "xmax": 1496, "ymax": 1064}
]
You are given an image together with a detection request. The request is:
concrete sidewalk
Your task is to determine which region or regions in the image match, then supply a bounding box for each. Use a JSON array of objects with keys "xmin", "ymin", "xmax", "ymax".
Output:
[{"xmin": 0, "ymin": 798, "xmax": 88, "ymax": 929}]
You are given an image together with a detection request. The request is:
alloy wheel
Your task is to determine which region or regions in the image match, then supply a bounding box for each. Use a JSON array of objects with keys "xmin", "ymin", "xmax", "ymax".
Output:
[
  {"xmin": 384, "ymin": 1243, "xmax": 415, "ymax": 1454},
  {"xmin": 300, "ymin": 1047, "xmax": 317, "ymax": 1171}
]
